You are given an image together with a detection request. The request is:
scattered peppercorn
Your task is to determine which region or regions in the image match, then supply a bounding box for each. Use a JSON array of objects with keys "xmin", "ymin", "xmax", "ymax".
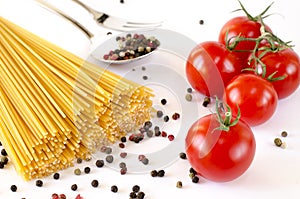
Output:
[
  {"xmin": 202, "ymin": 96, "xmax": 211, "ymax": 107},
  {"xmin": 120, "ymin": 136, "xmax": 127, "ymax": 142},
  {"xmin": 176, "ymin": 181, "xmax": 183, "ymax": 188},
  {"xmin": 274, "ymin": 138, "xmax": 283, "ymax": 147},
  {"xmin": 156, "ymin": 110, "xmax": 163, "ymax": 118},
  {"xmin": 36, "ymin": 179, "xmax": 43, "ymax": 187},
  {"xmin": 1, "ymin": 148, "xmax": 7, "ymax": 156},
  {"xmin": 151, "ymin": 170, "xmax": 158, "ymax": 177},
  {"xmin": 76, "ymin": 158, "xmax": 83, "ymax": 164},
  {"xmin": 107, "ymin": 31, "xmax": 112, "ymax": 35},
  {"xmin": 189, "ymin": 167, "xmax": 197, "ymax": 175},
  {"xmin": 84, "ymin": 166, "xmax": 91, "ymax": 174},
  {"xmin": 119, "ymin": 162, "xmax": 127, "ymax": 169},
  {"xmin": 120, "ymin": 168, "xmax": 127, "ymax": 175},
  {"xmin": 111, "ymin": 185, "xmax": 118, "ymax": 193},
  {"xmin": 138, "ymin": 154, "xmax": 146, "ymax": 161},
  {"xmin": 146, "ymin": 130, "xmax": 154, "ymax": 138},
  {"xmin": 105, "ymin": 147, "xmax": 113, "ymax": 154},
  {"xmin": 141, "ymin": 158, "xmax": 149, "ymax": 165},
  {"xmin": 10, "ymin": 185, "xmax": 17, "ymax": 192},
  {"xmin": 71, "ymin": 184, "xmax": 78, "ymax": 191},
  {"xmin": 179, "ymin": 152, "xmax": 187, "ymax": 159},
  {"xmin": 161, "ymin": 131, "xmax": 167, "ymax": 137},
  {"xmin": 106, "ymin": 155, "xmax": 114, "ymax": 163},
  {"xmin": 53, "ymin": 172, "xmax": 60, "ymax": 180},
  {"xmin": 120, "ymin": 0, "xmax": 124, "ymax": 3},
  {"xmin": 137, "ymin": 191, "xmax": 145, "ymax": 199},
  {"xmin": 144, "ymin": 121, "xmax": 152, "ymax": 129},
  {"xmin": 157, "ymin": 170, "xmax": 165, "ymax": 177},
  {"xmin": 172, "ymin": 112, "xmax": 180, "ymax": 120},
  {"xmin": 0, "ymin": 162, "xmax": 4, "ymax": 169},
  {"xmin": 187, "ymin": 87, "xmax": 193, "ymax": 93},
  {"xmin": 168, "ymin": 134, "xmax": 175, "ymax": 141},
  {"xmin": 281, "ymin": 131, "xmax": 288, "ymax": 137},
  {"xmin": 74, "ymin": 168, "xmax": 81, "ymax": 175},
  {"xmin": 199, "ymin": 19, "xmax": 204, "ymax": 25},
  {"xmin": 130, "ymin": 192, "xmax": 137, "ymax": 198},
  {"xmin": 161, "ymin": 98, "xmax": 167, "ymax": 105},
  {"xmin": 120, "ymin": 152, "xmax": 127, "ymax": 158},
  {"xmin": 142, "ymin": 75, "xmax": 148, "ymax": 80},
  {"xmin": 185, "ymin": 93, "xmax": 192, "ymax": 101},
  {"xmin": 59, "ymin": 194, "xmax": 66, "ymax": 199},
  {"xmin": 119, "ymin": 142, "xmax": 125, "ymax": 148},
  {"xmin": 192, "ymin": 176, "xmax": 199, "ymax": 183},
  {"xmin": 132, "ymin": 185, "xmax": 140, "ymax": 193},
  {"xmin": 1, "ymin": 156, "xmax": 8, "ymax": 164},
  {"xmin": 91, "ymin": 179, "xmax": 99, "ymax": 188},
  {"xmin": 163, "ymin": 115, "xmax": 169, "ymax": 122},
  {"xmin": 95, "ymin": 159, "xmax": 104, "ymax": 168}
]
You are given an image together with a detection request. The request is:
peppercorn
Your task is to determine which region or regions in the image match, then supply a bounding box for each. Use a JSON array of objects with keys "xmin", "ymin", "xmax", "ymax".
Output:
[
  {"xmin": 71, "ymin": 184, "xmax": 78, "ymax": 191},
  {"xmin": 168, "ymin": 134, "xmax": 175, "ymax": 141},
  {"xmin": 151, "ymin": 170, "xmax": 158, "ymax": 177},
  {"xmin": 281, "ymin": 131, "xmax": 288, "ymax": 137},
  {"xmin": 59, "ymin": 194, "xmax": 66, "ymax": 199},
  {"xmin": 91, "ymin": 179, "xmax": 99, "ymax": 188},
  {"xmin": 161, "ymin": 98, "xmax": 167, "ymax": 105},
  {"xmin": 53, "ymin": 172, "xmax": 60, "ymax": 180},
  {"xmin": 95, "ymin": 159, "xmax": 104, "ymax": 168},
  {"xmin": 106, "ymin": 155, "xmax": 114, "ymax": 163},
  {"xmin": 119, "ymin": 162, "xmax": 127, "ymax": 169},
  {"xmin": 172, "ymin": 112, "xmax": 180, "ymax": 120},
  {"xmin": 120, "ymin": 152, "xmax": 127, "ymax": 158},
  {"xmin": 111, "ymin": 185, "xmax": 118, "ymax": 193},
  {"xmin": 0, "ymin": 162, "xmax": 4, "ymax": 169},
  {"xmin": 137, "ymin": 191, "xmax": 145, "ymax": 199},
  {"xmin": 142, "ymin": 75, "xmax": 148, "ymax": 80},
  {"xmin": 176, "ymin": 181, "xmax": 183, "ymax": 188},
  {"xmin": 179, "ymin": 152, "xmax": 187, "ymax": 159},
  {"xmin": 187, "ymin": 87, "xmax": 193, "ymax": 93},
  {"xmin": 146, "ymin": 130, "xmax": 154, "ymax": 138},
  {"xmin": 119, "ymin": 143, "xmax": 125, "ymax": 148},
  {"xmin": 185, "ymin": 93, "xmax": 192, "ymax": 101},
  {"xmin": 141, "ymin": 158, "xmax": 149, "ymax": 165},
  {"xmin": 192, "ymin": 176, "xmax": 199, "ymax": 183},
  {"xmin": 138, "ymin": 154, "xmax": 146, "ymax": 161},
  {"xmin": 1, "ymin": 148, "xmax": 7, "ymax": 156},
  {"xmin": 36, "ymin": 179, "xmax": 43, "ymax": 187},
  {"xmin": 163, "ymin": 115, "xmax": 169, "ymax": 122},
  {"xmin": 10, "ymin": 184, "xmax": 17, "ymax": 192},
  {"xmin": 1, "ymin": 156, "xmax": 8, "ymax": 164},
  {"xmin": 189, "ymin": 167, "xmax": 197, "ymax": 175},
  {"xmin": 120, "ymin": 168, "xmax": 127, "ymax": 175},
  {"xmin": 105, "ymin": 147, "xmax": 113, "ymax": 154},
  {"xmin": 76, "ymin": 158, "xmax": 83, "ymax": 164},
  {"xmin": 84, "ymin": 166, "xmax": 91, "ymax": 174},
  {"xmin": 120, "ymin": 0, "xmax": 124, "ymax": 4},
  {"xmin": 202, "ymin": 96, "xmax": 211, "ymax": 107},
  {"xmin": 156, "ymin": 110, "xmax": 163, "ymax": 118},
  {"xmin": 130, "ymin": 192, "xmax": 137, "ymax": 198},
  {"xmin": 132, "ymin": 185, "xmax": 140, "ymax": 192},
  {"xmin": 274, "ymin": 138, "xmax": 282, "ymax": 147},
  {"xmin": 199, "ymin": 19, "xmax": 204, "ymax": 25},
  {"xmin": 120, "ymin": 136, "xmax": 127, "ymax": 142},
  {"xmin": 144, "ymin": 121, "xmax": 152, "ymax": 129},
  {"xmin": 157, "ymin": 170, "xmax": 165, "ymax": 177},
  {"xmin": 74, "ymin": 168, "xmax": 81, "ymax": 175},
  {"xmin": 161, "ymin": 131, "xmax": 167, "ymax": 137}
]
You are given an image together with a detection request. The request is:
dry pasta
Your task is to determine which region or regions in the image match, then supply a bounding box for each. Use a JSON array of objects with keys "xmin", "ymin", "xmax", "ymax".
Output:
[{"xmin": 0, "ymin": 17, "xmax": 153, "ymax": 180}]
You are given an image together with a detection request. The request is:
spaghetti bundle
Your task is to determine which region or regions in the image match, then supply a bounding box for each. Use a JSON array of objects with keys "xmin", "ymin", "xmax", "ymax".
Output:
[{"xmin": 0, "ymin": 17, "xmax": 153, "ymax": 180}]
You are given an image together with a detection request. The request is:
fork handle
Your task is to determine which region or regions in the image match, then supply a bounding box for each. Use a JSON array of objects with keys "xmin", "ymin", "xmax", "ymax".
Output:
[
  {"xmin": 71, "ymin": 0, "xmax": 103, "ymax": 16},
  {"xmin": 35, "ymin": 0, "xmax": 94, "ymax": 39}
]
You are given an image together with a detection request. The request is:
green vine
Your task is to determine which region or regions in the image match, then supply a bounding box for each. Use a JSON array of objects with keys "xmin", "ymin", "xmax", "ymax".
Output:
[
  {"xmin": 213, "ymin": 98, "xmax": 241, "ymax": 132},
  {"xmin": 226, "ymin": 0, "xmax": 293, "ymax": 82}
]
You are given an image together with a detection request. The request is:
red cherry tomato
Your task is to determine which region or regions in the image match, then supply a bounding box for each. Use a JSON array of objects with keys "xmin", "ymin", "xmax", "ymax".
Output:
[
  {"xmin": 223, "ymin": 73, "xmax": 278, "ymax": 126},
  {"xmin": 185, "ymin": 113, "xmax": 256, "ymax": 182},
  {"xmin": 218, "ymin": 16, "xmax": 272, "ymax": 66},
  {"xmin": 249, "ymin": 48, "xmax": 300, "ymax": 99},
  {"xmin": 186, "ymin": 41, "xmax": 243, "ymax": 97}
]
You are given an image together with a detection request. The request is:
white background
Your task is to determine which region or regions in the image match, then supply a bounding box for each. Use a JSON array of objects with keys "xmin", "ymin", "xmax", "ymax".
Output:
[{"xmin": 1, "ymin": 0, "xmax": 300, "ymax": 198}]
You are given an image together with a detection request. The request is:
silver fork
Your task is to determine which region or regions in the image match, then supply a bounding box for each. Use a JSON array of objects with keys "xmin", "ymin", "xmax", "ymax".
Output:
[{"xmin": 70, "ymin": 0, "xmax": 162, "ymax": 31}]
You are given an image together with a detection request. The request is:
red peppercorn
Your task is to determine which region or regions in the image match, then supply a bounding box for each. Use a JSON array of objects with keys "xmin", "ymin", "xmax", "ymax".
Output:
[
  {"xmin": 168, "ymin": 134, "xmax": 175, "ymax": 141},
  {"xmin": 161, "ymin": 131, "xmax": 167, "ymax": 137}
]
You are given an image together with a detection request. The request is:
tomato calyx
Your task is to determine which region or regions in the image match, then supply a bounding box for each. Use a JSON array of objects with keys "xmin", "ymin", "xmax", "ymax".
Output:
[{"xmin": 214, "ymin": 98, "xmax": 241, "ymax": 132}]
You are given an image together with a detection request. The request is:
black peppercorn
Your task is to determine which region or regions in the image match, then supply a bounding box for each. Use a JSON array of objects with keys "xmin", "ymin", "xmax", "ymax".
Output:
[
  {"xmin": 137, "ymin": 191, "xmax": 145, "ymax": 199},
  {"xmin": 163, "ymin": 115, "xmax": 169, "ymax": 122},
  {"xmin": 199, "ymin": 19, "xmax": 204, "ymax": 25},
  {"xmin": 95, "ymin": 159, "xmax": 104, "ymax": 168},
  {"xmin": 157, "ymin": 170, "xmax": 165, "ymax": 177},
  {"xmin": 111, "ymin": 185, "xmax": 118, "ymax": 193},
  {"xmin": 84, "ymin": 166, "xmax": 91, "ymax": 174},
  {"xmin": 192, "ymin": 176, "xmax": 199, "ymax": 183},
  {"xmin": 187, "ymin": 87, "xmax": 193, "ymax": 93},
  {"xmin": 179, "ymin": 152, "xmax": 187, "ymax": 159},
  {"xmin": 281, "ymin": 131, "xmax": 288, "ymax": 137},
  {"xmin": 202, "ymin": 96, "xmax": 211, "ymax": 107},
  {"xmin": 130, "ymin": 192, "xmax": 137, "ymax": 198},
  {"xmin": 1, "ymin": 148, "xmax": 7, "ymax": 156},
  {"xmin": 10, "ymin": 185, "xmax": 17, "ymax": 192},
  {"xmin": 71, "ymin": 184, "xmax": 78, "ymax": 191},
  {"xmin": 120, "ymin": 136, "xmax": 127, "ymax": 142},
  {"xmin": 0, "ymin": 162, "xmax": 4, "ymax": 169},
  {"xmin": 161, "ymin": 98, "xmax": 167, "ymax": 105},
  {"xmin": 151, "ymin": 170, "xmax": 158, "ymax": 177},
  {"xmin": 132, "ymin": 185, "xmax": 140, "ymax": 192},
  {"xmin": 91, "ymin": 180, "xmax": 99, "ymax": 188},
  {"xmin": 105, "ymin": 155, "xmax": 114, "ymax": 163},
  {"xmin": 156, "ymin": 110, "xmax": 163, "ymax": 118},
  {"xmin": 76, "ymin": 158, "xmax": 82, "ymax": 164},
  {"xmin": 274, "ymin": 138, "xmax": 282, "ymax": 147},
  {"xmin": 53, "ymin": 172, "xmax": 60, "ymax": 180},
  {"xmin": 36, "ymin": 179, "xmax": 43, "ymax": 187}
]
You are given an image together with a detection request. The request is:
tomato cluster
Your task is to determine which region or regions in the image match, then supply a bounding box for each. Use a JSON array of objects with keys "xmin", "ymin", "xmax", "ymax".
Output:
[{"xmin": 185, "ymin": 2, "xmax": 300, "ymax": 183}]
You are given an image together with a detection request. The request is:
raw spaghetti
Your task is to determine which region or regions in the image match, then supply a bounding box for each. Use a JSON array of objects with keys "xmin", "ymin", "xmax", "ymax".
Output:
[{"xmin": 0, "ymin": 17, "xmax": 153, "ymax": 180}]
